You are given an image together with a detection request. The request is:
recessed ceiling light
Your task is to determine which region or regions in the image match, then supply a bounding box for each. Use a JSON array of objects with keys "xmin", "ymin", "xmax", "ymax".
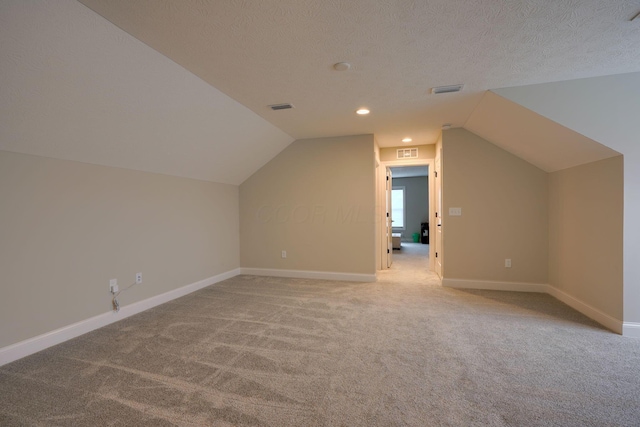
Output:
[
  {"xmin": 333, "ymin": 62, "xmax": 351, "ymax": 71},
  {"xmin": 402, "ymin": 137, "xmax": 412, "ymax": 143},
  {"xmin": 356, "ymin": 108, "xmax": 370, "ymax": 115}
]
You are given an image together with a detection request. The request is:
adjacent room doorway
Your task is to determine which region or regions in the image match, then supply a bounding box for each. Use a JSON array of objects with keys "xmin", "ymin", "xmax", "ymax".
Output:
[{"xmin": 379, "ymin": 159, "xmax": 436, "ymax": 274}]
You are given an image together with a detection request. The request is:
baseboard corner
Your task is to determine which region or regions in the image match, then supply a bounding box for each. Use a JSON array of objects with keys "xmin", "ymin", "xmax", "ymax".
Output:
[{"xmin": 544, "ymin": 285, "xmax": 623, "ymax": 334}]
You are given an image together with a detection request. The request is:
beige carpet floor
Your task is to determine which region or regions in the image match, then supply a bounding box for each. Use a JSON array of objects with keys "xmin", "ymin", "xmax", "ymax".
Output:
[{"xmin": 1, "ymin": 244, "xmax": 640, "ymax": 426}]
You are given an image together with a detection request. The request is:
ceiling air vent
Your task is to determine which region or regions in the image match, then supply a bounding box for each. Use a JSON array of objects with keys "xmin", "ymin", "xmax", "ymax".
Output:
[
  {"xmin": 397, "ymin": 148, "xmax": 418, "ymax": 159},
  {"xmin": 431, "ymin": 84, "xmax": 464, "ymax": 94},
  {"xmin": 268, "ymin": 103, "xmax": 294, "ymax": 111}
]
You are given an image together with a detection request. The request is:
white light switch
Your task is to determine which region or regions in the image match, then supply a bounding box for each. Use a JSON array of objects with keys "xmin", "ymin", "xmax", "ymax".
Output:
[{"xmin": 449, "ymin": 207, "xmax": 462, "ymax": 216}]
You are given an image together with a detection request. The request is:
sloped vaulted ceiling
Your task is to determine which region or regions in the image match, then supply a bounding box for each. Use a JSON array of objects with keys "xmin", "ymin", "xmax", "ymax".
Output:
[
  {"xmin": 76, "ymin": 0, "xmax": 640, "ymax": 149},
  {"xmin": 2, "ymin": 1, "xmax": 639, "ymax": 182},
  {"xmin": 0, "ymin": 0, "xmax": 293, "ymax": 185},
  {"xmin": 464, "ymin": 91, "xmax": 620, "ymax": 172}
]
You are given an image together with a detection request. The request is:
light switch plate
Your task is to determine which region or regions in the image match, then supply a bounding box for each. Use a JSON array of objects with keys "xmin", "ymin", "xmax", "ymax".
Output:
[{"xmin": 449, "ymin": 207, "xmax": 462, "ymax": 216}]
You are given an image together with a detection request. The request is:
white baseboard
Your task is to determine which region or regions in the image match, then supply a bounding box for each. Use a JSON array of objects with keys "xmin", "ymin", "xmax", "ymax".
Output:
[
  {"xmin": 622, "ymin": 322, "xmax": 640, "ymax": 338},
  {"xmin": 442, "ymin": 278, "xmax": 548, "ymax": 293},
  {"xmin": 0, "ymin": 268, "xmax": 241, "ymax": 367},
  {"xmin": 442, "ymin": 278, "xmax": 625, "ymax": 335},
  {"xmin": 240, "ymin": 268, "xmax": 376, "ymax": 282},
  {"xmin": 546, "ymin": 285, "xmax": 622, "ymax": 334}
]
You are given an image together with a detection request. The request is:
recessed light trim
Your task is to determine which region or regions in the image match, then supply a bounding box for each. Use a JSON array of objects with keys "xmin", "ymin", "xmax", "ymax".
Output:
[
  {"xmin": 402, "ymin": 137, "xmax": 412, "ymax": 143},
  {"xmin": 356, "ymin": 108, "xmax": 370, "ymax": 115},
  {"xmin": 333, "ymin": 62, "xmax": 351, "ymax": 71}
]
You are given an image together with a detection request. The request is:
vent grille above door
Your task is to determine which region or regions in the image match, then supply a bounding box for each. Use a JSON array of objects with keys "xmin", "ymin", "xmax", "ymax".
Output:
[{"xmin": 397, "ymin": 148, "xmax": 418, "ymax": 159}]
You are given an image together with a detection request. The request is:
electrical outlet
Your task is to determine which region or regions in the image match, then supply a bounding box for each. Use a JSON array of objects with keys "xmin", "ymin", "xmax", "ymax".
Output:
[
  {"xmin": 505, "ymin": 259, "xmax": 512, "ymax": 268},
  {"xmin": 136, "ymin": 272, "xmax": 142, "ymax": 284},
  {"xmin": 110, "ymin": 279, "xmax": 118, "ymax": 293},
  {"xmin": 281, "ymin": 250, "xmax": 287, "ymax": 259}
]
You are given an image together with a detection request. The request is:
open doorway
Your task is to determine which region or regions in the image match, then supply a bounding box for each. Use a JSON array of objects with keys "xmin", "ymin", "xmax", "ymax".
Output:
[
  {"xmin": 377, "ymin": 158, "xmax": 435, "ymax": 272},
  {"xmin": 389, "ymin": 166, "xmax": 429, "ymax": 247},
  {"xmin": 389, "ymin": 165, "xmax": 430, "ymax": 268}
]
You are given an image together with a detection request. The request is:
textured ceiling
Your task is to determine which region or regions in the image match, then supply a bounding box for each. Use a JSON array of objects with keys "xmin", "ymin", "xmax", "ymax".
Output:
[
  {"xmin": 3, "ymin": 1, "xmax": 639, "ymax": 185},
  {"xmin": 77, "ymin": 0, "xmax": 640, "ymax": 147},
  {"xmin": 464, "ymin": 91, "xmax": 620, "ymax": 172},
  {"xmin": 0, "ymin": 0, "xmax": 293, "ymax": 184}
]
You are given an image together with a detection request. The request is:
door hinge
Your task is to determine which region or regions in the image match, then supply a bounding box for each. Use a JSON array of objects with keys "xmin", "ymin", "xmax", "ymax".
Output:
[
  {"xmin": 386, "ymin": 176, "xmax": 389, "ymax": 181},
  {"xmin": 435, "ymin": 252, "xmax": 438, "ymax": 258},
  {"xmin": 435, "ymin": 212, "xmax": 438, "ymax": 218},
  {"xmin": 387, "ymin": 249, "xmax": 390, "ymax": 254},
  {"xmin": 434, "ymin": 171, "xmax": 438, "ymax": 178},
  {"xmin": 386, "ymin": 212, "xmax": 389, "ymax": 217}
]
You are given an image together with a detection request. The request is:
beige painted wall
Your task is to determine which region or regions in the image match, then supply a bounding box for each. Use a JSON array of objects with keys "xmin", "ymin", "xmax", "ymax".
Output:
[
  {"xmin": 0, "ymin": 150, "xmax": 239, "ymax": 348},
  {"xmin": 380, "ymin": 145, "xmax": 436, "ymax": 162},
  {"xmin": 442, "ymin": 129, "xmax": 548, "ymax": 283},
  {"xmin": 493, "ymin": 74, "xmax": 638, "ymax": 328},
  {"xmin": 240, "ymin": 135, "xmax": 376, "ymax": 275},
  {"xmin": 549, "ymin": 156, "xmax": 623, "ymax": 320}
]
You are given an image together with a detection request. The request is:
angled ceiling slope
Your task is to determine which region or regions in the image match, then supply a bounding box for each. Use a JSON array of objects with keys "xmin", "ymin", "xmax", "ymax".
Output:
[
  {"xmin": 464, "ymin": 91, "xmax": 620, "ymax": 172},
  {"xmin": 0, "ymin": 0, "xmax": 293, "ymax": 185},
  {"xmin": 77, "ymin": 0, "xmax": 640, "ymax": 147},
  {"xmin": 494, "ymin": 72, "xmax": 640, "ymax": 155}
]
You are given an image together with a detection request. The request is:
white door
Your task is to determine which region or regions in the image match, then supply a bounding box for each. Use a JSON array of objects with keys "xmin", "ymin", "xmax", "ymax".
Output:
[
  {"xmin": 386, "ymin": 168, "xmax": 393, "ymax": 268},
  {"xmin": 435, "ymin": 150, "xmax": 443, "ymax": 277}
]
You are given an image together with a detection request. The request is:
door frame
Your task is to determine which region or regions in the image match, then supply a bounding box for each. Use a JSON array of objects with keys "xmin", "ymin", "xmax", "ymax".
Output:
[
  {"xmin": 379, "ymin": 158, "xmax": 435, "ymax": 272},
  {"xmin": 386, "ymin": 168, "xmax": 393, "ymax": 268}
]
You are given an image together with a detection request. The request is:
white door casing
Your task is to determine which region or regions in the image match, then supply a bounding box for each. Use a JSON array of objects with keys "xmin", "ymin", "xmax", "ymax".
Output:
[
  {"xmin": 386, "ymin": 167, "xmax": 393, "ymax": 268},
  {"xmin": 377, "ymin": 158, "xmax": 436, "ymax": 274},
  {"xmin": 435, "ymin": 149, "xmax": 443, "ymax": 278}
]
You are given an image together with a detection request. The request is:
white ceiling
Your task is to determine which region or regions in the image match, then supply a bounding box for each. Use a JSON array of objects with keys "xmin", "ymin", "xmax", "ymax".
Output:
[
  {"xmin": 494, "ymin": 72, "xmax": 640, "ymax": 155},
  {"xmin": 464, "ymin": 91, "xmax": 620, "ymax": 172},
  {"xmin": 77, "ymin": 0, "xmax": 640, "ymax": 148},
  {"xmin": 2, "ymin": 1, "xmax": 639, "ymax": 185},
  {"xmin": 0, "ymin": 0, "xmax": 293, "ymax": 184}
]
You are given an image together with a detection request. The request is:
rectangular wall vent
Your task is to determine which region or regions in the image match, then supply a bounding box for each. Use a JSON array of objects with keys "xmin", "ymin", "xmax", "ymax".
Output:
[
  {"xmin": 268, "ymin": 103, "xmax": 294, "ymax": 110},
  {"xmin": 397, "ymin": 148, "xmax": 418, "ymax": 159},
  {"xmin": 431, "ymin": 84, "xmax": 464, "ymax": 94}
]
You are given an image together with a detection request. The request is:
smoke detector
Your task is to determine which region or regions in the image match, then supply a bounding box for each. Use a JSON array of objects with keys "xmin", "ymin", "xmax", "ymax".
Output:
[{"xmin": 431, "ymin": 84, "xmax": 464, "ymax": 94}]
